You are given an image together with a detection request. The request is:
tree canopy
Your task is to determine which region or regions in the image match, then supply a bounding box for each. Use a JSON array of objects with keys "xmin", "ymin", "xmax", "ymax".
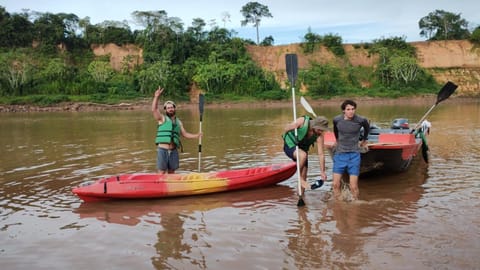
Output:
[
  {"xmin": 419, "ymin": 9, "xmax": 470, "ymax": 40},
  {"xmin": 240, "ymin": 2, "xmax": 273, "ymax": 45}
]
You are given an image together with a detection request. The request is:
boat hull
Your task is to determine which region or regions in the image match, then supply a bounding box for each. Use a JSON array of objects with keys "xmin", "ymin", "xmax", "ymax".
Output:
[{"xmin": 72, "ymin": 162, "xmax": 297, "ymax": 202}]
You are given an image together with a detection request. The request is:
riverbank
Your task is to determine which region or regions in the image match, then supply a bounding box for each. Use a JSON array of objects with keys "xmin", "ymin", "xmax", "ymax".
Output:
[{"xmin": 0, "ymin": 96, "xmax": 476, "ymax": 113}]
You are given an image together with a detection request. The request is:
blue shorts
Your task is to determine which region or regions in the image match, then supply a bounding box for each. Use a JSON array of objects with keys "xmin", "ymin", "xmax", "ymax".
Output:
[
  {"xmin": 333, "ymin": 152, "xmax": 360, "ymax": 176},
  {"xmin": 283, "ymin": 144, "xmax": 308, "ymax": 167},
  {"xmin": 157, "ymin": 148, "xmax": 179, "ymax": 171}
]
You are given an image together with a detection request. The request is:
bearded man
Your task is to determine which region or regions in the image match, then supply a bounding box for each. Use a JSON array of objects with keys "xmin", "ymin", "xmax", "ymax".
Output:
[{"xmin": 152, "ymin": 87, "xmax": 202, "ymax": 174}]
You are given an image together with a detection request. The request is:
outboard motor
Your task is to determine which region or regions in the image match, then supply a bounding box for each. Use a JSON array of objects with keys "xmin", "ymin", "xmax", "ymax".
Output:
[{"xmin": 391, "ymin": 118, "xmax": 409, "ymax": 129}]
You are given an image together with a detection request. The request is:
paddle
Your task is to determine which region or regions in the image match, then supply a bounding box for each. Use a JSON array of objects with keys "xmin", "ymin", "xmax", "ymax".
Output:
[
  {"xmin": 411, "ymin": 81, "xmax": 458, "ymax": 133},
  {"xmin": 198, "ymin": 93, "xmax": 205, "ymax": 172},
  {"xmin": 300, "ymin": 96, "xmax": 317, "ymax": 117},
  {"xmin": 286, "ymin": 53, "xmax": 305, "ymax": 207},
  {"xmin": 411, "ymin": 81, "xmax": 457, "ymax": 163}
]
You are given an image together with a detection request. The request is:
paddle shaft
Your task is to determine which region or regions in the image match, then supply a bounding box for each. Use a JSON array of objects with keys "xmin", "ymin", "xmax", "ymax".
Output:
[
  {"xmin": 291, "ymin": 86, "xmax": 302, "ymax": 198},
  {"xmin": 198, "ymin": 119, "xmax": 202, "ymax": 171},
  {"xmin": 285, "ymin": 53, "xmax": 305, "ymax": 206},
  {"xmin": 411, "ymin": 104, "xmax": 436, "ymax": 132},
  {"xmin": 411, "ymin": 81, "xmax": 457, "ymax": 133},
  {"xmin": 198, "ymin": 94, "xmax": 204, "ymax": 172}
]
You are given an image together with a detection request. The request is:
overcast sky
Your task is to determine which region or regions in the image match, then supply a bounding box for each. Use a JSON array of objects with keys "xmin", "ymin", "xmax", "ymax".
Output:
[{"xmin": 1, "ymin": 0, "xmax": 478, "ymax": 45}]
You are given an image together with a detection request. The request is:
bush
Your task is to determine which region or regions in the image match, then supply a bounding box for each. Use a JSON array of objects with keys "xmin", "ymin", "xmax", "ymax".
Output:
[
  {"xmin": 5, "ymin": 95, "xmax": 70, "ymax": 106},
  {"xmin": 470, "ymin": 27, "xmax": 480, "ymax": 44},
  {"xmin": 256, "ymin": 89, "xmax": 289, "ymax": 100}
]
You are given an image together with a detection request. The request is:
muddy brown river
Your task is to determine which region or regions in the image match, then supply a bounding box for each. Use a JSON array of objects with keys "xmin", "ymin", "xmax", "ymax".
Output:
[{"xmin": 1, "ymin": 99, "xmax": 479, "ymax": 269}]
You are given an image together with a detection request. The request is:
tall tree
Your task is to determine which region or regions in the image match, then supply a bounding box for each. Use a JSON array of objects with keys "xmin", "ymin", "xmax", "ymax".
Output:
[
  {"xmin": 240, "ymin": 2, "xmax": 272, "ymax": 44},
  {"xmin": 419, "ymin": 10, "xmax": 470, "ymax": 40},
  {"xmin": 132, "ymin": 10, "xmax": 184, "ymax": 63},
  {"xmin": 221, "ymin": 11, "xmax": 231, "ymax": 28},
  {"xmin": 0, "ymin": 8, "xmax": 34, "ymax": 48},
  {"xmin": 187, "ymin": 18, "xmax": 207, "ymax": 42}
]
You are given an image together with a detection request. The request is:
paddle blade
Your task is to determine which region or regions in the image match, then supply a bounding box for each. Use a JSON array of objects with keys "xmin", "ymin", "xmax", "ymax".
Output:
[
  {"xmin": 300, "ymin": 96, "xmax": 317, "ymax": 117},
  {"xmin": 297, "ymin": 196, "xmax": 306, "ymax": 207},
  {"xmin": 199, "ymin": 94, "xmax": 205, "ymax": 114},
  {"xmin": 199, "ymin": 94, "xmax": 204, "ymax": 121},
  {"xmin": 285, "ymin": 54, "xmax": 298, "ymax": 85},
  {"xmin": 436, "ymin": 81, "xmax": 457, "ymax": 105}
]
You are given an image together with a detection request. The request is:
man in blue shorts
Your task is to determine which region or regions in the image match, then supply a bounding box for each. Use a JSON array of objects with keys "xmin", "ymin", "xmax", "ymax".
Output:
[{"xmin": 332, "ymin": 100, "xmax": 370, "ymax": 200}]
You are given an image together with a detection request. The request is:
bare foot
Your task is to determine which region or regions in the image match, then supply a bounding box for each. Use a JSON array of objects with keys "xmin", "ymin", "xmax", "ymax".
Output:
[{"xmin": 301, "ymin": 180, "xmax": 311, "ymax": 190}]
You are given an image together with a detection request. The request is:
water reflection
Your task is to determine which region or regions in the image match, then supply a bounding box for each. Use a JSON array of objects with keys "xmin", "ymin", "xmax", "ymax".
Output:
[
  {"xmin": 74, "ymin": 186, "xmax": 294, "ymax": 269},
  {"xmin": 284, "ymin": 158, "xmax": 428, "ymax": 269}
]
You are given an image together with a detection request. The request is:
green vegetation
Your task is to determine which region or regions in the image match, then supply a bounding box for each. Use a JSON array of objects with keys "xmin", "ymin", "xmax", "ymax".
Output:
[
  {"xmin": 299, "ymin": 37, "xmax": 439, "ymax": 98},
  {"xmin": 301, "ymin": 29, "xmax": 345, "ymax": 57},
  {"xmin": 0, "ymin": 5, "xmax": 475, "ymax": 106},
  {"xmin": 470, "ymin": 26, "xmax": 480, "ymax": 45},
  {"xmin": 419, "ymin": 10, "xmax": 470, "ymax": 41},
  {"xmin": 0, "ymin": 5, "xmax": 285, "ymax": 106}
]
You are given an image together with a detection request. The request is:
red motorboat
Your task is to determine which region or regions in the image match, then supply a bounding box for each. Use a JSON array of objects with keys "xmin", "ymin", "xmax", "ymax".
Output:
[
  {"xmin": 72, "ymin": 162, "xmax": 296, "ymax": 202},
  {"xmin": 324, "ymin": 118, "xmax": 429, "ymax": 175}
]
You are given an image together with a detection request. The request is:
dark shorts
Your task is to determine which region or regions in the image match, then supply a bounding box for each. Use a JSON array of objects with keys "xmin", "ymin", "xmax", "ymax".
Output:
[
  {"xmin": 283, "ymin": 144, "xmax": 308, "ymax": 167},
  {"xmin": 157, "ymin": 148, "xmax": 179, "ymax": 171},
  {"xmin": 333, "ymin": 152, "xmax": 360, "ymax": 176}
]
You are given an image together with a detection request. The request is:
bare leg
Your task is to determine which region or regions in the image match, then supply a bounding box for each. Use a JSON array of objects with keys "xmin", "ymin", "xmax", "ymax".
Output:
[
  {"xmin": 332, "ymin": 172, "xmax": 342, "ymax": 199},
  {"xmin": 294, "ymin": 148, "xmax": 310, "ymax": 190},
  {"xmin": 349, "ymin": 175, "xmax": 359, "ymax": 200},
  {"xmin": 300, "ymin": 155, "xmax": 308, "ymax": 189}
]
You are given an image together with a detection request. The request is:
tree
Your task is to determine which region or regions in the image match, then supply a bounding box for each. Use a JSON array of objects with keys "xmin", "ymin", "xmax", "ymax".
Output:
[
  {"xmin": 419, "ymin": 10, "xmax": 470, "ymax": 40},
  {"xmin": 240, "ymin": 2, "xmax": 272, "ymax": 44},
  {"xmin": 221, "ymin": 11, "xmax": 231, "ymax": 28},
  {"xmin": 87, "ymin": 60, "xmax": 113, "ymax": 83},
  {"xmin": 0, "ymin": 7, "xmax": 34, "ymax": 48},
  {"xmin": 301, "ymin": 27, "xmax": 322, "ymax": 53},
  {"xmin": 368, "ymin": 37, "xmax": 419, "ymax": 87},
  {"xmin": 31, "ymin": 12, "xmax": 81, "ymax": 52},
  {"xmin": 131, "ymin": 10, "xmax": 184, "ymax": 64},
  {"xmin": 187, "ymin": 18, "xmax": 207, "ymax": 42},
  {"xmin": 470, "ymin": 26, "xmax": 480, "ymax": 44},
  {"xmin": 389, "ymin": 56, "xmax": 420, "ymax": 84},
  {"xmin": 260, "ymin": 35, "xmax": 274, "ymax": 46},
  {"xmin": 0, "ymin": 51, "xmax": 33, "ymax": 95}
]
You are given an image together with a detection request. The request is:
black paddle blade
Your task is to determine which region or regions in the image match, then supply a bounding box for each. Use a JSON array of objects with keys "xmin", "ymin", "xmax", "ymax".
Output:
[
  {"xmin": 199, "ymin": 94, "xmax": 205, "ymax": 114},
  {"xmin": 297, "ymin": 196, "xmax": 305, "ymax": 207},
  {"xmin": 285, "ymin": 54, "xmax": 298, "ymax": 85},
  {"xmin": 436, "ymin": 81, "xmax": 457, "ymax": 105}
]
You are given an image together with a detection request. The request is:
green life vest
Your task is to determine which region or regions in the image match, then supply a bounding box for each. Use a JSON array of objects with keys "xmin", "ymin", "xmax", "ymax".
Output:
[
  {"xmin": 155, "ymin": 116, "xmax": 181, "ymax": 148},
  {"xmin": 283, "ymin": 115, "xmax": 317, "ymax": 151}
]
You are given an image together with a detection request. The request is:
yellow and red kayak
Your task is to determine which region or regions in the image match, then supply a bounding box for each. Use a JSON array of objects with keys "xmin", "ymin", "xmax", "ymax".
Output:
[{"xmin": 72, "ymin": 162, "xmax": 296, "ymax": 202}]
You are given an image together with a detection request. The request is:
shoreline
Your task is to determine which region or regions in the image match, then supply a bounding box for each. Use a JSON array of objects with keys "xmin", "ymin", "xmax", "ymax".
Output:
[{"xmin": 0, "ymin": 96, "xmax": 475, "ymax": 113}]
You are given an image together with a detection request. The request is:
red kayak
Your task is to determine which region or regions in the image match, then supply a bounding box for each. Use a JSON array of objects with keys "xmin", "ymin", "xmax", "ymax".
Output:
[{"xmin": 72, "ymin": 162, "xmax": 297, "ymax": 202}]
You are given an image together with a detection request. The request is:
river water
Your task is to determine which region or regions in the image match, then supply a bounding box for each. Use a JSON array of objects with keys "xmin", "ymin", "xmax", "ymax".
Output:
[{"xmin": 1, "ymin": 99, "xmax": 479, "ymax": 269}]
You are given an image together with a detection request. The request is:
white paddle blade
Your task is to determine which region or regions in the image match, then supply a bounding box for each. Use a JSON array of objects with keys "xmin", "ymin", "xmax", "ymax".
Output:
[{"xmin": 300, "ymin": 96, "xmax": 317, "ymax": 117}]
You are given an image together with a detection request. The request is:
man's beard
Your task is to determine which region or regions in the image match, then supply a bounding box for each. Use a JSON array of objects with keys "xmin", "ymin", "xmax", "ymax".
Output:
[{"xmin": 166, "ymin": 111, "xmax": 176, "ymax": 118}]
